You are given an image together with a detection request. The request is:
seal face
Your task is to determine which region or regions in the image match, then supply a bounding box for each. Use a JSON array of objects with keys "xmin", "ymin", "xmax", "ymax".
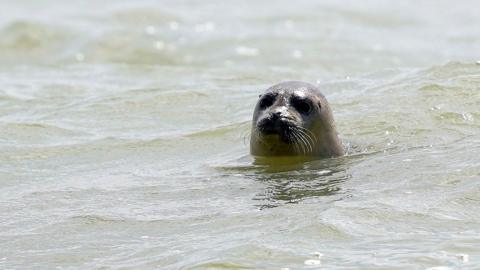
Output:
[{"xmin": 250, "ymin": 81, "xmax": 344, "ymax": 158}]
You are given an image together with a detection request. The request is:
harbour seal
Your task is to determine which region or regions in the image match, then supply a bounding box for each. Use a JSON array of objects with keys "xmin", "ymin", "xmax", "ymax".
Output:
[{"xmin": 250, "ymin": 81, "xmax": 344, "ymax": 158}]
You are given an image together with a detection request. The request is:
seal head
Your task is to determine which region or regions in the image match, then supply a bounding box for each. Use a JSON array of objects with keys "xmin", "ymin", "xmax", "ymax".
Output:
[{"xmin": 250, "ymin": 81, "xmax": 344, "ymax": 158}]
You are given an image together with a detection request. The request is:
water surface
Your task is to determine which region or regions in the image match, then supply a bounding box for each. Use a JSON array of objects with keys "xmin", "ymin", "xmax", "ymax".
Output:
[{"xmin": 1, "ymin": 1, "xmax": 480, "ymax": 269}]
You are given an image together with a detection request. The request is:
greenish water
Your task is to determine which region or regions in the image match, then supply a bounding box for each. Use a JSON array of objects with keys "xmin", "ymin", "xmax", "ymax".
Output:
[{"xmin": 1, "ymin": 1, "xmax": 480, "ymax": 269}]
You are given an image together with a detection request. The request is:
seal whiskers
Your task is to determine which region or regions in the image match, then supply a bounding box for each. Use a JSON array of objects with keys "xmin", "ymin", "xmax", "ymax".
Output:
[
  {"xmin": 297, "ymin": 126, "xmax": 318, "ymax": 143},
  {"xmin": 296, "ymin": 130, "xmax": 313, "ymax": 154},
  {"xmin": 240, "ymin": 127, "xmax": 252, "ymax": 146},
  {"xmin": 288, "ymin": 127, "xmax": 306, "ymax": 155},
  {"xmin": 287, "ymin": 127, "xmax": 302, "ymax": 154},
  {"xmin": 294, "ymin": 128, "xmax": 314, "ymax": 153}
]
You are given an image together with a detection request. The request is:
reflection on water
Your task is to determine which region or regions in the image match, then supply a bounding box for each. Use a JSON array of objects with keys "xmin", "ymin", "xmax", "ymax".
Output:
[
  {"xmin": 218, "ymin": 155, "xmax": 354, "ymax": 209},
  {"xmin": 251, "ymin": 157, "xmax": 352, "ymax": 209},
  {"xmin": 254, "ymin": 171, "xmax": 349, "ymax": 209}
]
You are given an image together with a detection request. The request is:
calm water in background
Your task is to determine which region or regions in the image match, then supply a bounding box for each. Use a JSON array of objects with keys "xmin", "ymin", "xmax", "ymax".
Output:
[{"xmin": 1, "ymin": 0, "xmax": 480, "ymax": 269}]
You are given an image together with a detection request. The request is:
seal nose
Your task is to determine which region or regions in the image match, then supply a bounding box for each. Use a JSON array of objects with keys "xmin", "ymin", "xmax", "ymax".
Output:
[
  {"xmin": 271, "ymin": 111, "xmax": 281, "ymax": 120},
  {"xmin": 257, "ymin": 111, "xmax": 286, "ymax": 134}
]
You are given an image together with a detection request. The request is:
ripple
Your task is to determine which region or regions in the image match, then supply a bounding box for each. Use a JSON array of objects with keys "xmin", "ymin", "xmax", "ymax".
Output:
[
  {"xmin": 0, "ymin": 122, "xmax": 92, "ymax": 146},
  {"xmin": 0, "ymin": 20, "xmax": 74, "ymax": 65},
  {"xmin": 110, "ymin": 8, "xmax": 180, "ymax": 26},
  {"xmin": 184, "ymin": 261, "xmax": 255, "ymax": 270}
]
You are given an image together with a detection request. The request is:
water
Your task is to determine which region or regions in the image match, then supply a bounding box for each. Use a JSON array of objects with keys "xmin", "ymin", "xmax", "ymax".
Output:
[{"xmin": 1, "ymin": 0, "xmax": 480, "ymax": 269}]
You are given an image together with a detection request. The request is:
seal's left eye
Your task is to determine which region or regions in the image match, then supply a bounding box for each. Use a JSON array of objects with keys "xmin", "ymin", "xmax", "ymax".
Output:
[
  {"xmin": 291, "ymin": 98, "xmax": 312, "ymax": 114},
  {"xmin": 259, "ymin": 95, "xmax": 275, "ymax": 109}
]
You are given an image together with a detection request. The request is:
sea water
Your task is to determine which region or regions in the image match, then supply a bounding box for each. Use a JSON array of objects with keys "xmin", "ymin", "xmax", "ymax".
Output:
[{"xmin": 1, "ymin": 0, "xmax": 480, "ymax": 269}]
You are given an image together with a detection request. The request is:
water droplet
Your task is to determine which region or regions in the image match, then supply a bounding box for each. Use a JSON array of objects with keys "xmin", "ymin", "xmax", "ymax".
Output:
[
  {"xmin": 145, "ymin": 25, "xmax": 156, "ymax": 35},
  {"xmin": 284, "ymin": 20, "xmax": 294, "ymax": 30},
  {"xmin": 292, "ymin": 50, "xmax": 303, "ymax": 59},
  {"xmin": 372, "ymin": 43, "xmax": 383, "ymax": 51},
  {"xmin": 304, "ymin": 259, "xmax": 321, "ymax": 266},
  {"xmin": 317, "ymin": 170, "xmax": 331, "ymax": 175},
  {"xmin": 462, "ymin": 112, "xmax": 473, "ymax": 122},
  {"xmin": 169, "ymin": 21, "xmax": 179, "ymax": 31},
  {"xmin": 195, "ymin": 21, "xmax": 215, "ymax": 32},
  {"xmin": 75, "ymin": 53, "xmax": 85, "ymax": 62},
  {"xmin": 235, "ymin": 46, "xmax": 259, "ymax": 56},
  {"xmin": 456, "ymin": 254, "xmax": 469, "ymax": 263},
  {"xmin": 154, "ymin": 41, "xmax": 165, "ymax": 50},
  {"xmin": 178, "ymin": 37, "xmax": 187, "ymax": 44}
]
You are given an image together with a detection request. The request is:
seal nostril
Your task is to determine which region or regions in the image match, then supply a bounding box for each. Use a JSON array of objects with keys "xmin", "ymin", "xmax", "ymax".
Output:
[{"xmin": 271, "ymin": 111, "xmax": 281, "ymax": 121}]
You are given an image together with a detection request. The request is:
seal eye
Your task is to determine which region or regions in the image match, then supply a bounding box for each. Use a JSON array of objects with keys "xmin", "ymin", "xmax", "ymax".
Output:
[
  {"xmin": 259, "ymin": 94, "xmax": 275, "ymax": 109},
  {"xmin": 291, "ymin": 98, "xmax": 312, "ymax": 114}
]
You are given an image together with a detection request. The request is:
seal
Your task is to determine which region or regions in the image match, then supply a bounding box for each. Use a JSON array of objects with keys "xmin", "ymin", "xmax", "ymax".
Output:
[{"xmin": 250, "ymin": 81, "xmax": 344, "ymax": 158}]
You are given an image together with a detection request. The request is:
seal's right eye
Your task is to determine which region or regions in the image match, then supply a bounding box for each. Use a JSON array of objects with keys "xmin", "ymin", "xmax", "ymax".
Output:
[{"xmin": 259, "ymin": 94, "xmax": 275, "ymax": 109}]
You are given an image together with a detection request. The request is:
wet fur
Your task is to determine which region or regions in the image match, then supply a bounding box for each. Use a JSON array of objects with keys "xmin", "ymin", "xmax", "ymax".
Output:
[{"xmin": 250, "ymin": 81, "xmax": 344, "ymax": 158}]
